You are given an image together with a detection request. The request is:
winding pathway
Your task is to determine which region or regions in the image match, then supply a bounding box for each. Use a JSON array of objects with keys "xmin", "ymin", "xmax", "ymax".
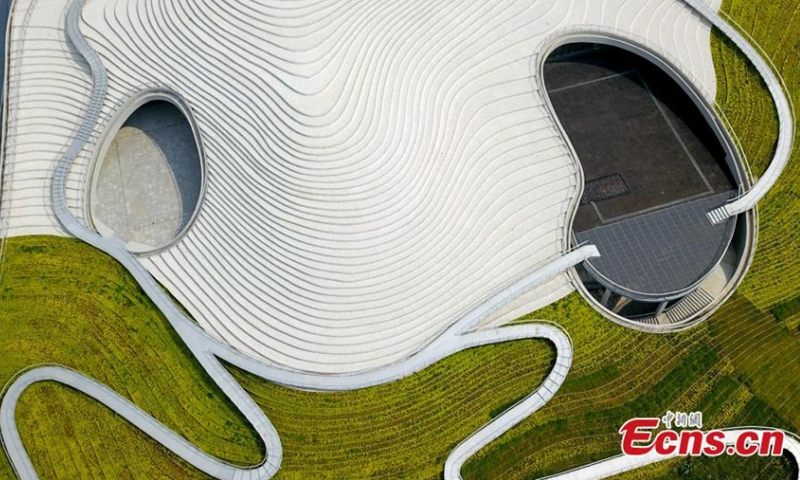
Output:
[
  {"xmin": 0, "ymin": 5, "xmax": 596, "ymax": 480},
  {"xmin": 0, "ymin": 0, "xmax": 794, "ymax": 479},
  {"xmin": 695, "ymin": 0, "xmax": 795, "ymax": 224}
]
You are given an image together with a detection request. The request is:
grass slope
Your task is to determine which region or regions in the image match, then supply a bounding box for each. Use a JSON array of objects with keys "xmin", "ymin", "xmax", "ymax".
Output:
[
  {"xmin": 0, "ymin": 236, "xmax": 262, "ymax": 479},
  {"xmin": 0, "ymin": 236, "xmax": 553, "ymax": 479}
]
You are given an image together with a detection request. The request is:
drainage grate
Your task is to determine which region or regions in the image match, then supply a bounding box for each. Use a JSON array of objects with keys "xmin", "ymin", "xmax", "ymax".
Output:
[{"xmin": 581, "ymin": 174, "xmax": 630, "ymax": 205}]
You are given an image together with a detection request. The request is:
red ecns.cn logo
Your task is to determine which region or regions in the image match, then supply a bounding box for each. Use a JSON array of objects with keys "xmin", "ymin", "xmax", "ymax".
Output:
[{"xmin": 619, "ymin": 416, "xmax": 784, "ymax": 458}]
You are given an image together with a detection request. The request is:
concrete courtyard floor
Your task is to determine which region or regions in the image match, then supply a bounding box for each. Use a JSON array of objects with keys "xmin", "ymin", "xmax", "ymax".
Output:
[{"xmin": 92, "ymin": 101, "xmax": 201, "ymax": 248}]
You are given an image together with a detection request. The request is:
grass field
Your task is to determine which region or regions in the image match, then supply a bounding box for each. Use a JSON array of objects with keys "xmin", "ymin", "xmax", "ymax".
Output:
[
  {"xmin": 1, "ymin": 0, "xmax": 800, "ymax": 478},
  {"xmin": 0, "ymin": 236, "xmax": 554, "ymax": 479},
  {"xmin": 0, "ymin": 237, "xmax": 262, "ymax": 479}
]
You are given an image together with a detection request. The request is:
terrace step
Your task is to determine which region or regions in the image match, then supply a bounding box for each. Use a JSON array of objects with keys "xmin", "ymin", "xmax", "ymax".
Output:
[
  {"xmin": 664, "ymin": 288, "xmax": 716, "ymax": 324},
  {"xmin": 636, "ymin": 315, "xmax": 661, "ymax": 325}
]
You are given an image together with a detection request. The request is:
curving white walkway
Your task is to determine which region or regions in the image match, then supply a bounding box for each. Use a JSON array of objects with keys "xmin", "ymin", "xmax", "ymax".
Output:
[
  {"xmin": 0, "ymin": 9, "xmax": 597, "ymax": 480},
  {"xmin": 0, "ymin": 365, "xmax": 279, "ymax": 480},
  {"xmin": 695, "ymin": 0, "xmax": 795, "ymax": 224}
]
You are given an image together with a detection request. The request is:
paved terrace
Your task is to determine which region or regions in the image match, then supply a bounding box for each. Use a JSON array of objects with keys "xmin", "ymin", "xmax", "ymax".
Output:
[
  {"xmin": 576, "ymin": 191, "xmax": 736, "ymax": 300},
  {"xmin": 92, "ymin": 101, "xmax": 202, "ymax": 249}
]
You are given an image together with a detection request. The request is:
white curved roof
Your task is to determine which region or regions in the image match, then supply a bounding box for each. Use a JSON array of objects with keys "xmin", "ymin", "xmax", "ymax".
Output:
[{"xmin": 1, "ymin": 0, "xmax": 720, "ymax": 373}]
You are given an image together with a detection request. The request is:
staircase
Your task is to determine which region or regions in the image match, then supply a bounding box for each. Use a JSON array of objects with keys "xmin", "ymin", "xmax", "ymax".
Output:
[
  {"xmin": 635, "ymin": 316, "xmax": 661, "ymax": 325},
  {"xmin": 634, "ymin": 288, "xmax": 715, "ymax": 326},
  {"xmin": 663, "ymin": 288, "xmax": 716, "ymax": 324},
  {"xmin": 707, "ymin": 205, "xmax": 730, "ymax": 225}
]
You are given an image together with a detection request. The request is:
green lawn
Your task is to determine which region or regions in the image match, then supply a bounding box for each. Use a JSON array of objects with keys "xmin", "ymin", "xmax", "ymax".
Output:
[
  {"xmin": 1, "ymin": 0, "xmax": 800, "ymax": 478},
  {"xmin": 0, "ymin": 236, "xmax": 262, "ymax": 479},
  {"xmin": 0, "ymin": 236, "xmax": 553, "ymax": 479}
]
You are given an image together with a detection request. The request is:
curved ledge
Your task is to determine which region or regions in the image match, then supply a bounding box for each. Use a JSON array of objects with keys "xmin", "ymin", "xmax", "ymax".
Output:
[{"xmin": 210, "ymin": 246, "xmax": 597, "ymax": 391}]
